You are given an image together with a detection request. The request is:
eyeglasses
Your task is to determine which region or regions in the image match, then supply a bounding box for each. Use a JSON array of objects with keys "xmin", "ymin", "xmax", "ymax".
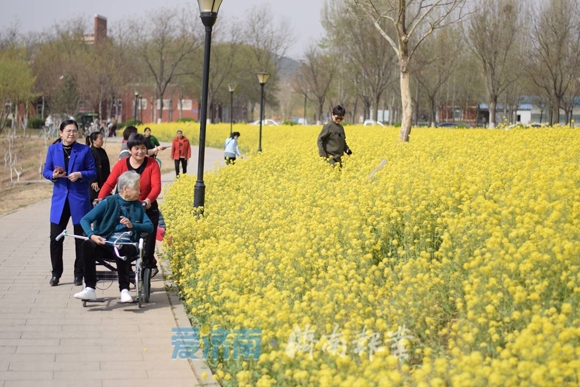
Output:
[
  {"xmin": 334, "ymin": 116, "xmax": 344, "ymax": 121},
  {"xmin": 63, "ymin": 130, "xmax": 79, "ymax": 134}
]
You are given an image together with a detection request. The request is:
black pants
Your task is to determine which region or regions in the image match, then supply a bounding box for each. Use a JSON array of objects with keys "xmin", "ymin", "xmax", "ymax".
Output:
[
  {"xmin": 81, "ymin": 240, "xmax": 134, "ymax": 291},
  {"xmin": 49, "ymin": 199, "xmax": 84, "ymax": 279},
  {"xmin": 174, "ymin": 158, "xmax": 187, "ymax": 176},
  {"xmin": 144, "ymin": 201, "xmax": 160, "ymax": 268},
  {"xmin": 225, "ymin": 157, "xmax": 236, "ymax": 165}
]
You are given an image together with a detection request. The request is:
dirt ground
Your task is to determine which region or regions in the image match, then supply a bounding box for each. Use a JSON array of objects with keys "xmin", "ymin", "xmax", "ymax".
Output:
[{"xmin": 0, "ymin": 130, "xmax": 174, "ymax": 216}]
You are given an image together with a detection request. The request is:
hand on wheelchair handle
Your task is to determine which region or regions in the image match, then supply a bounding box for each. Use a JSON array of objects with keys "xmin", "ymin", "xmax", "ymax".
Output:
[{"xmin": 90, "ymin": 235, "xmax": 107, "ymax": 245}]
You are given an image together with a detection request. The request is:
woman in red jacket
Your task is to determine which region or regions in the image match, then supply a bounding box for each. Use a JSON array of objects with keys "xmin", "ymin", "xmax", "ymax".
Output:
[
  {"xmin": 170, "ymin": 130, "xmax": 191, "ymax": 177},
  {"xmin": 98, "ymin": 133, "xmax": 161, "ymax": 275}
]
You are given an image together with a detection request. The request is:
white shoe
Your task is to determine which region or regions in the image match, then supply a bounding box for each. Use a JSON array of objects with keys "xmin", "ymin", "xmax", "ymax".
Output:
[
  {"xmin": 74, "ymin": 287, "xmax": 97, "ymax": 301},
  {"xmin": 120, "ymin": 289, "xmax": 133, "ymax": 303}
]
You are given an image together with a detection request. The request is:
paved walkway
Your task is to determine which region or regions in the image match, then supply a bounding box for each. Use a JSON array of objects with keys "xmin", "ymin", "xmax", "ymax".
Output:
[{"xmin": 0, "ymin": 142, "xmax": 224, "ymax": 387}]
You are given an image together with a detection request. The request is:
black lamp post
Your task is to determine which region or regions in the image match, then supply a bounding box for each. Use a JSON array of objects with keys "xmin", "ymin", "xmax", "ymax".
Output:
[
  {"xmin": 133, "ymin": 91, "xmax": 139, "ymax": 122},
  {"xmin": 194, "ymin": 0, "xmax": 223, "ymax": 211},
  {"xmin": 256, "ymin": 72, "xmax": 270, "ymax": 152},
  {"xmin": 228, "ymin": 83, "xmax": 236, "ymax": 135}
]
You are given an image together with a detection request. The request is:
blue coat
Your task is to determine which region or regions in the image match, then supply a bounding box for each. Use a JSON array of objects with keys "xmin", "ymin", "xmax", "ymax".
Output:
[{"xmin": 43, "ymin": 141, "xmax": 97, "ymax": 224}]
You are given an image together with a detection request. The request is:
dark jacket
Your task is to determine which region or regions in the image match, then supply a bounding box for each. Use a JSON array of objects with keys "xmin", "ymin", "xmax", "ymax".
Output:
[
  {"xmin": 317, "ymin": 122, "xmax": 351, "ymax": 159},
  {"xmin": 43, "ymin": 141, "xmax": 97, "ymax": 224},
  {"xmin": 80, "ymin": 194, "xmax": 153, "ymax": 242}
]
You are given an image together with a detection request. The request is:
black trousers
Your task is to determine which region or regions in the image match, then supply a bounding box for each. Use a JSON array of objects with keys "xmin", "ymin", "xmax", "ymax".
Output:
[
  {"xmin": 174, "ymin": 158, "xmax": 187, "ymax": 176},
  {"xmin": 49, "ymin": 199, "xmax": 84, "ymax": 279},
  {"xmin": 144, "ymin": 201, "xmax": 160, "ymax": 268},
  {"xmin": 81, "ymin": 240, "xmax": 134, "ymax": 291}
]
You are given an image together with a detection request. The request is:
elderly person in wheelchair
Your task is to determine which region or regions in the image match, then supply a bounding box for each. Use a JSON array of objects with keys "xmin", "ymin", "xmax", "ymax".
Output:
[{"xmin": 74, "ymin": 170, "xmax": 153, "ymax": 302}]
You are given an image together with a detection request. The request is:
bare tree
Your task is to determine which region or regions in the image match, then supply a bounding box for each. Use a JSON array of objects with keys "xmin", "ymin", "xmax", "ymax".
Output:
[
  {"xmin": 241, "ymin": 5, "xmax": 296, "ymax": 119},
  {"xmin": 128, "ymin": 6, "xmax": 201, "ymax": 122},
  {"xmin": 526, "ymin": 0, "xmax": 580, "ymax": 125},
  {"xmin": 350, "ymin": 0, "xmax": 471, "ymax": 141},
  {"xmin": 415, "ymin": 25, "xmax": 464, "ymax": 126},
  {"xmin": 292, "ymin": 45, "xmax": 337, "ymax": 123},
  {"xmin": 30, "ymin": 20, "xmax": 88, "ymax": 119},
  {"xmin": 205, "ymin": 22, "xmax": 243, "ymax": 123},
  {"xmin": 467, "ymin": 0, "xmax": 525, "ymax": 128}
]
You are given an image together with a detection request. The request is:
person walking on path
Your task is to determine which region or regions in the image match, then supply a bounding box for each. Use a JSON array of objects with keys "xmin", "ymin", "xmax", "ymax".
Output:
[
  {"xmin": 86, "ymin": 132, "xmax": 111, "ymax": 203},
  {"xmin": 171, "ymin": 130, "xmax": 191, "ymax": 176},
  {"xmin": 224, "ymin": 131, "xmax": 242, "ymax": 165},
  {"xmin": 43, "ymin": 119, "xmax": 97, "ymax": 286},
  {"xmin": 317, "ymin": 105, "xmax": 353, "ymax": 166},
  {"xmin": 98, "ymin": 133, "xmax": 162, "ymax": 276},
  {"xmin": 75, "ymin": 171, "xmax": 153, "ymax": 302}
]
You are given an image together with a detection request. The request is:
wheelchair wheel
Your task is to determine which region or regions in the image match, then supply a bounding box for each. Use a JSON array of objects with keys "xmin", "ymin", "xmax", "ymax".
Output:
[
  {"xmin": 142, "ymin": 267, "xmax": 151, "ymax": 303},
  {"xmin": 135, "ymin": 264, "xmax": 143, "ymax": 308}
]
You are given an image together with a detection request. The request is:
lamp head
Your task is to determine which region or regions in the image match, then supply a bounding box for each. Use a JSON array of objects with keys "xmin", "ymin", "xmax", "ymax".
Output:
[
  {"xmin": 197, "ymin": 0, "xmax": 223, "ymax": 26},
  {"xmin": 228, "ymin": 83, "xmax": 237, "ymax": 93},
  {"xmin": 256, "ymin": 72, "xmax": 270, "ymax": 85}
]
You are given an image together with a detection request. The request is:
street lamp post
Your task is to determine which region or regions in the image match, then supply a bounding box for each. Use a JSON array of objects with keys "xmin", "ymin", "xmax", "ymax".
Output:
[
  {"xmin": 228, "ymin": 83, "xmax": 236, "ymax": 135},
  {"xmin": 133, "ymin": 91, "xmax": 139, "ymax": 122},
  {"xmin": 194, "ymin": 0, "xmax": 223, "ymax": 211},
  {"xmin": 256, "ymin": 72, "xmax": 270, "ymax": 152}
]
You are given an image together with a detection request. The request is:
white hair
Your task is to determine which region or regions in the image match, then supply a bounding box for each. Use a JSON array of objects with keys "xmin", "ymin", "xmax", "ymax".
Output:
[{"xmin": 117, "ymin": 170, "xmax": 140, "ymax": 191}]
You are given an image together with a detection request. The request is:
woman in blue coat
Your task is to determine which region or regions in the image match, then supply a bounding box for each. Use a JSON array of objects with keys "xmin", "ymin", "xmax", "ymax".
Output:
[{"xmin": 43, "ymin": 119, "xmax": 97, "ymax": 286}]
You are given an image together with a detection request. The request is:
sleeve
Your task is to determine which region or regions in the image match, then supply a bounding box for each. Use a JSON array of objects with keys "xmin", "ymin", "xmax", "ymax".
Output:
[
  {"xmin": 99, "ymin": 161, "xmax": 123, "ymax": 199},
  {"xmin": 42, "ymin": 146, "xmax": 55, "ymax": 181},
  {"xmin": 146, "ymin": 159, "xmax": 162, "ymax": 202},
  {"xmin": 317, "ymin": 125, "xmax": 329, "ymax": 157},
  {"xmin": 88, "ymin": 148, "xmax": 100, "ymax": 185},
  {"xmin": 343, "ymin": 128, "xmax": 351, "ymax": 154},
  {"xmin": 186, "ymin": 139, "xmax": 191, "ymax": 159},
  {"xmin": 79, "ymin": 147, "xmax": 97, "ymax": 182},
  {"xmin": 170, "ymin": 139, "xmax": 178, "ymax": 160},
  {"xmin": 80, "ymin": 202, "xmax": 105, "ymax": 238},
  {"xmin": 133, "ymin": 208, "xmax": 154, "ymax": 235},
  {"xmin": 235, "ymin": 141, "xmax": 241, "ymax": 157}
]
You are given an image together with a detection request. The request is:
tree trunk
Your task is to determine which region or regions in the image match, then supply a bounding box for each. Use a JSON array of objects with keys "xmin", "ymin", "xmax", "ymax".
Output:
[
  {"xmin": 552, "ymin": 101, "xmax": 560, "ymax": 125},
  {"xmin": 489, "ymin": 99, "xmax": 497, "ymax": 129},
  {"xmin": 429, "ymin": 96, "xmax": 436, "ymax": 127},
  {"xmin": 399, "ymin": 67, "xmax": 413, "ymax": 142},
  {"xmin": 158, "ymin": 93, "xmax": 164, "ymax": 123}
]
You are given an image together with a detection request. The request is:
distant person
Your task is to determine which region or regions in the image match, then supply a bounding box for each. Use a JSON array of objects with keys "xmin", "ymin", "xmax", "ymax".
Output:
[
  {"xmin": 86, "ymin": 132, "xmax": 111, "ymax": 203},
  {"xmin": 43, "ymin": 119, "xmax": 97, "ymax": 287},
  {"xmin": 170, "ymin": 130, "xmax": 191, "ymax": 176},
  {"xmin": 224, "ymin": 131, "xmax": 242, "ymax": 165},
  {"xmin": 119, "ymin": 126, "xmax": 138, "ymax": 160},
  {"xmin": 108, "ymin": 118, "xmax": 118, "ymax": 137},
  {"xmin": 144, "ymin": 127, "xmax": 166, "ymax": 162},
  {"xmin": 317, "ymin": 105, "xmax": 353, "ymax": 166}
]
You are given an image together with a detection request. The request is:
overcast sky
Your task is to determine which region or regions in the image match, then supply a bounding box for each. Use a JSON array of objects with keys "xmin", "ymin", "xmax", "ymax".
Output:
[{"xmin": 0, "ymin": 0, "xmax": 326, "ymax": 59}]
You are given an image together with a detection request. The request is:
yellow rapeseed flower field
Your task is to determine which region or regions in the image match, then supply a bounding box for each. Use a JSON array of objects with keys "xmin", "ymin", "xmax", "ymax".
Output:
[{"xmin": 153, "ymin": 122, "xmax": 580, "ymax": 386}]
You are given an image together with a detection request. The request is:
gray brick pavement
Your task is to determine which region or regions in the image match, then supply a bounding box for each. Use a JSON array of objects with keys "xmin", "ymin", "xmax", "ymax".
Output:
[{"xmin": 0, "ymin": 143, "xmax": 224, "ymax": 386}]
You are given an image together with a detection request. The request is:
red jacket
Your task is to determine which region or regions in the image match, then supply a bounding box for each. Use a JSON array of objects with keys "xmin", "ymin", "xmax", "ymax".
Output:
[
  {"xmin": 98, "ymin": 157, "xmax": 161, "ymax": 203},
  {"xmin": 171, "ymin": 137, "xmax": 191, "ymax": 160}
]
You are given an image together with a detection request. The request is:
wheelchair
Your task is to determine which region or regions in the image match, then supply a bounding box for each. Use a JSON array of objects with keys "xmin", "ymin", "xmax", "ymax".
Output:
[{"xmin": 56, "ymin": 230, "xmax": 153, "ymax": 308}]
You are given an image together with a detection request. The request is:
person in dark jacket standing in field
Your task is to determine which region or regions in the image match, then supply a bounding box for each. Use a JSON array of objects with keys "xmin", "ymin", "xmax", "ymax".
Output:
[{"xmin": 317, "ymin": 105, "xmax": 353, "ymax": 166}]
